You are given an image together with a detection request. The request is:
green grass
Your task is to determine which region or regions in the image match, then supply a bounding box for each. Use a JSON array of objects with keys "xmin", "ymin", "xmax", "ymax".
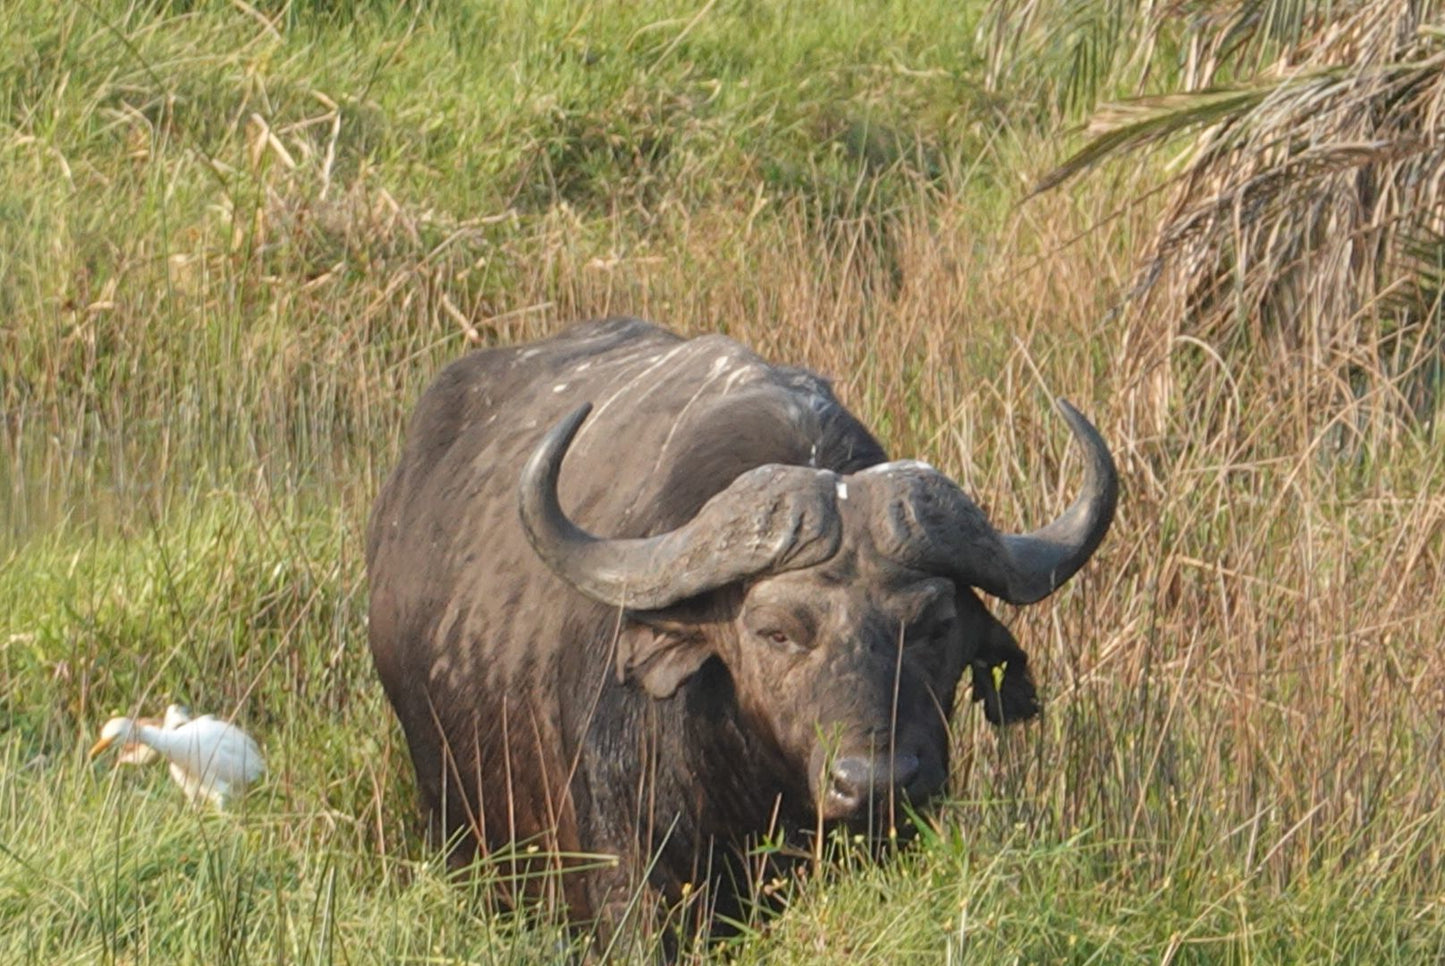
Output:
[{"xmin": 4, "ymin": 1, "xmax": 1445, "ymax": 962}]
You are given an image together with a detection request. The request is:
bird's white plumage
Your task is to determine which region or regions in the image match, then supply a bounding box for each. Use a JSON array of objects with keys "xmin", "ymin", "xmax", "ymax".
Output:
[
  {"xmin": 92, "ymin": 706, "xmax": 265, "ymax": 810},
  {"xmin": 114, "ymin": 716, "xmax": 165, "ymax": 765},
  {"xmin": 115, "ymin": 704, "xmax": 191, "ymax": 766}
]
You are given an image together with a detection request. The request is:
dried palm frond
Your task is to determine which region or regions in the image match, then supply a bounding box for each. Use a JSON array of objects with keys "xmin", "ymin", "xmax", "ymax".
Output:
[
  {"xmin": 981, "ymin": 0, "xmax": 1327, "ymax": 121},
  {"xmin": 1037, "ymin": 0, "xmax": 1445, "ymax": 432}
]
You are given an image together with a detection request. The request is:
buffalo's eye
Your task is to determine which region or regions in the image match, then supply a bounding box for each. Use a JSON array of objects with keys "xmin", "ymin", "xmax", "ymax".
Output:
[
  {"xmin": 744, "ymin": 604, "xmax": 815, "ymax": 652},
  {"xmin": 762, "ymin": 629, "xmax": 792, "ymax": 648},
  {"xmin": 755, "ymin": 625, "xmax": 813, "ymax": 653}
]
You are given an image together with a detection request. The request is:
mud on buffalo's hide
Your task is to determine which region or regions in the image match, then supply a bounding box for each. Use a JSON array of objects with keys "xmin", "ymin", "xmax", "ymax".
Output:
[{"xmin": 365, "ymin": 317, "xmax": 1117, "ymax": 935}]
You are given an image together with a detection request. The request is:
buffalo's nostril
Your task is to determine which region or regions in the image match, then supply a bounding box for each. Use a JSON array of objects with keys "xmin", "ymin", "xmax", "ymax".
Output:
[
  {"xmin": 827, "ymin": 753, "xmax": 922, "ymax": 812},
  {"xmin": 829, "ymin": 757, "xmax": 872, "ymax": 805}
]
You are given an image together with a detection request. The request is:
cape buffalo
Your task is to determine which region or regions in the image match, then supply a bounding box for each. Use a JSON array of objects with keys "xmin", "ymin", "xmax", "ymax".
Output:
[{"xmin": 366, "ymin": 318, "xmax": 1117, "ymax": 935}]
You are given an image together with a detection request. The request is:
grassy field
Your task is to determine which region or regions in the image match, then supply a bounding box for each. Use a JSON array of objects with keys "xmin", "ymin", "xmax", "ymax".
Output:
[{"xmin": 3, "ymin": 1, "xmax": 1444, "ymax": 962}]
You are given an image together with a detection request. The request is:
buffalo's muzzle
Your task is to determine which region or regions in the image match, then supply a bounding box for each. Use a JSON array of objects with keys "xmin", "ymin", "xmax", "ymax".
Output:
[{"xmin": 822, "ymin": 751, "xmax": 923, "ymax": 820}]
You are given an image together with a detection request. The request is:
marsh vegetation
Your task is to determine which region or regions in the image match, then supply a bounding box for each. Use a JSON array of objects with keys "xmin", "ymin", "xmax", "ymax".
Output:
[{"xmin": 3, "ymin": 1, "xmax": 1444, "ymax": 961}]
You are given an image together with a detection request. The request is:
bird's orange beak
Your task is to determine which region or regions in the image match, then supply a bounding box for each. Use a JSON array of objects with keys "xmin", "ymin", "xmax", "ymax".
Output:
[{"xmin": 89, "ymin": 736, "xmax": 115, "ymax": 759}]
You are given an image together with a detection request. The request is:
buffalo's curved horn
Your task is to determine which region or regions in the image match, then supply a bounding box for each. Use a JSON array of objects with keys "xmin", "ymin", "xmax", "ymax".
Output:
[
  {"xmin": 518, "ymin": 404, "xmax": 842, "ymax": 610},
  {"xmin": 859, "ymin": 399, "xmax": 1116, "ymax": 606},
  {"xmin": 964, "ymin": 398, "xmax": 1117, "ymax": 605}
]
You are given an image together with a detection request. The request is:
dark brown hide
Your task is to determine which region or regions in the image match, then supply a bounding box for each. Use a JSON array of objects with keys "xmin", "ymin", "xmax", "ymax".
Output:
[{"xmin": 366, "ymin": 318, "xmax": 1116, "ymax": 934}]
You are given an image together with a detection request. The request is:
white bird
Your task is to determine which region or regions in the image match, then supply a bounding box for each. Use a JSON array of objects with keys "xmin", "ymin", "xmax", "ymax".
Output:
[{"xmin": 91, "ymin": 705, "xmax": 265, "ymax": 809}]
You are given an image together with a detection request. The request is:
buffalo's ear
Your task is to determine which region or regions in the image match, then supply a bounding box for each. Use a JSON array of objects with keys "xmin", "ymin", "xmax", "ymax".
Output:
[
  {"xmin": 950, "ymin": 590, "xmax": 1039, "ymax": 724},
  {"xmin": 617, "ymin": 601, "xmax": 718, "ymax": 699},
  {"xmin": 969, "ymin": 621, "xmax": 1040, "ymax": 725}
]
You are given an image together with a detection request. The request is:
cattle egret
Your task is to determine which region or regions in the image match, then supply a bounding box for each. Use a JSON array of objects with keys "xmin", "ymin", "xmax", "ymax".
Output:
[{"xmin": 91, "ymin": 706, "xmax": 265, "ymax": 809}]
